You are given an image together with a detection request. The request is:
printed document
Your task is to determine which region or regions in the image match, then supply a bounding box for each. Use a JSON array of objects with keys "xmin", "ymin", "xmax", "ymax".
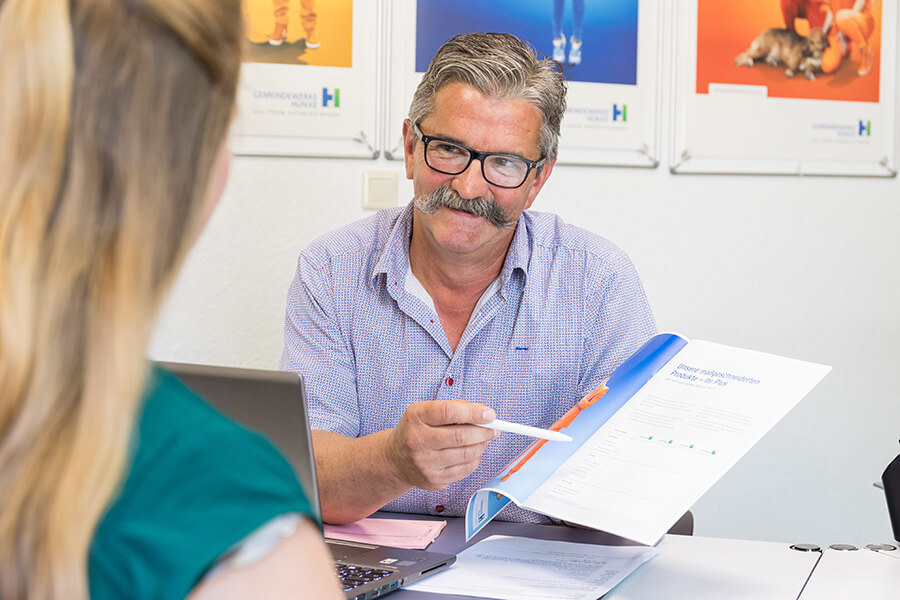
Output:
[
  {"xmin": 466, "ymin": 334, "xmax": 831, "ymax": 544},
  {"xmin": 405, "ymin": 535, "xmax": 656, "ymax": 600}
]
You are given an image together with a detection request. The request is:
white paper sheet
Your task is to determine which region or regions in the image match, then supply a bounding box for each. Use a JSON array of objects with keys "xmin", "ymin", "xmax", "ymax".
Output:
[
  {"xmin": 405, "ymin": 535, "xmax": 656, "ymax": 600},
  {"xmin": 525, "ymin": 341, "xmax": 830, "ymax": 544}
]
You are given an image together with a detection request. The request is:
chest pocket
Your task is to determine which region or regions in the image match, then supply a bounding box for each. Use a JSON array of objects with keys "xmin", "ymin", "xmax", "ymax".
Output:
[
  {"xmin": 529, "ymin": 337, "xmax": 581, "ymax": 425},
  {"xmin": 474, "ymin": 344, "xmax": 532, "ymax": 426},
  {"xmin": 473, "ymin": 342, "xmax": 579, "ymax": 429}
]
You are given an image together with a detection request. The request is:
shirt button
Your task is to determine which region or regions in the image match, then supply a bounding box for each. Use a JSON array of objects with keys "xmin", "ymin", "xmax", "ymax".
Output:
[
  {"xmin": 445, "ymin": 377, "xmax": 454, "ymax": 386},
  {"xmin": 435, "ymin": 505, "xmax": 444, "ymax": 513}
]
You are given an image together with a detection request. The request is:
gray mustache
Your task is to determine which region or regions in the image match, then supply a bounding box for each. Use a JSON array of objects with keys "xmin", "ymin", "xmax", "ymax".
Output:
[{"xmin": 414, "ymin": 186, "xmax": 514, "ymax": 229}]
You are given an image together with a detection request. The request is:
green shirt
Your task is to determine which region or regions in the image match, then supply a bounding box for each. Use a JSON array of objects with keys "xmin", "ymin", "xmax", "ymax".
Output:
[{"xmin": 89, "ymin": 366, "xmax": 314, "ymax": 599}]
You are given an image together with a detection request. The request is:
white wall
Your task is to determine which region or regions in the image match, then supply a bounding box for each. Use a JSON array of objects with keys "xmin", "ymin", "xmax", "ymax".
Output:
[
  {"xmin": 150, "ymin": 54, "xmax": 900, "ymax": 546},
  {"xmin": 151, "ymin": 148, "xmax": 900, "ymax": 547}
]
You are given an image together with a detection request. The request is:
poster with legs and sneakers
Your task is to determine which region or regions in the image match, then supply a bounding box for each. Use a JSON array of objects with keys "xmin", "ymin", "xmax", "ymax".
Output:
[{"xmin": 385, "ymin": 0, "xmax": 665, "ymax": 167}]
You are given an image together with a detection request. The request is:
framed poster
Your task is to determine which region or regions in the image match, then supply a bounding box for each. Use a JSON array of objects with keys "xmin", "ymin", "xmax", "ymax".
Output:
[
  {"xmin": 671, "ymin": 0, "xmax": 898, "ymax": 176},
  {"xmin": 232, "ymin": 0, "xmax": 382, "ymax": 158},
  {"xmin": 384, "ymin": 0, "xmax": 664, "ymax": 167}
]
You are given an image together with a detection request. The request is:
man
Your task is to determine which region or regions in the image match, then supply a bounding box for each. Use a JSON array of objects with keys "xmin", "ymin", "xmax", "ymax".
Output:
[{"xmin": 280, "ymin": 33, "xmax": 655, "ymax": 524}]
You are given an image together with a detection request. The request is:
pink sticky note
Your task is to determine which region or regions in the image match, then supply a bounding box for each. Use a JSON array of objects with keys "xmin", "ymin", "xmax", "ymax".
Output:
[{"xmin": 324, "ymin": 518, "xmax": 447, "ymax": 550}]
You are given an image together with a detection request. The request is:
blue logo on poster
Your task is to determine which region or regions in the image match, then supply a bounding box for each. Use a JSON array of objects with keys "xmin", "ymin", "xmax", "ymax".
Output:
[
  {"xmin": 858, "ymin": 120, "xmax": 871, "ymax": 136},
  {"xmin": 322, "ymin": 88, "xmax": 341, "ymax": 108},
  {"xmin": 613, "ymin": 104, "xmax": 627, "ymax": 122}
]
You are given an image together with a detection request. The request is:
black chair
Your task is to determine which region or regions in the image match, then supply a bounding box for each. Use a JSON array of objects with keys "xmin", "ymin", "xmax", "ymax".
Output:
[
  {"xmin": 668, "ymin": 510, "xmax": 694, "ymax": 536},
  {"xmin": 883, "ymin": 440, "xmax": 900, "ymax": 543}
]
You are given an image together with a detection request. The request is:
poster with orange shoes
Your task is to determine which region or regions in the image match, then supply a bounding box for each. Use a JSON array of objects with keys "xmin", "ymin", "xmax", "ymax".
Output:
[
  {"xmin": 672, "ymin": 0, "xmax": 897, "ymax": 176},
  {"xmin": 232, "ymin": 0, "xmax": 381, "ymax": 158}
]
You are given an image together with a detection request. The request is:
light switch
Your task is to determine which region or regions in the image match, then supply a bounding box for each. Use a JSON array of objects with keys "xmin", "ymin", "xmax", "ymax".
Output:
[{"xmin": 362, "ymin": 170, "xmax": 399, "ymax": 210}]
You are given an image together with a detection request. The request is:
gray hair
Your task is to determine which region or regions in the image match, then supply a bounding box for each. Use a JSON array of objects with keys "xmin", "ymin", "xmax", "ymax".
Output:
[{"xmin": 409, "ymin": 32, "xmax": 567, "ymax": 160}]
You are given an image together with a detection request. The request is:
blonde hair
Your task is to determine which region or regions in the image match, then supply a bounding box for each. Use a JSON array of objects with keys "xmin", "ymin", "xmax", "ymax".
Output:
[{"xmin": 0, "ymin": 1, "xmax": 242, "ymax": 598}]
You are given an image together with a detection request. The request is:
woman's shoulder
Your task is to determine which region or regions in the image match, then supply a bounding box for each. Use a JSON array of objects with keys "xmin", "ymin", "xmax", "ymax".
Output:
[
  {"xmin": 89, "ymin": 365, "xmax": 314, "ymax": 600},
  {"xmin": 133, "ymin": 366, "xmax": 310, "ymax": 501},
  {"xmin": 140, "ymin": 366, "xmax": 280, "ymax": 453}
]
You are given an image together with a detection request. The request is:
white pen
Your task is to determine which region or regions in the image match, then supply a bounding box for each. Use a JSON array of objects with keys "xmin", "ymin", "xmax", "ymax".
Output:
[{"xmin": 476, "ymin": 419, "xmax": 573, "ymax": 442}]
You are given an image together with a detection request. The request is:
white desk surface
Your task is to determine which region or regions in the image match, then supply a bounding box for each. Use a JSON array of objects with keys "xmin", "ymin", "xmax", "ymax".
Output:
[
  {"xmin": 604, "ymin": 535, "xmax": 821, "ymax": 600},
  {"xmin": 801, "ymin": 547, "xmax": 900, "ymax": 599},
  {"xmin": 383, "ymin": 513, "xmax": 899, "ymax": 600}
]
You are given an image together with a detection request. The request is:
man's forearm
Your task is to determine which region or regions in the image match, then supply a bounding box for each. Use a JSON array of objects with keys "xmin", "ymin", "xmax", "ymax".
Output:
[{"xmin": 311, "ymin": 429, "xmax": 411, "ymax": 524}]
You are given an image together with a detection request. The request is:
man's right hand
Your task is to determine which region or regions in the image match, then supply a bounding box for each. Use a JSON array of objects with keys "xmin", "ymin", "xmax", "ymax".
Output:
[{"xmin": 384, "ymin": 399, "xmax": 500, "ymax": 491}]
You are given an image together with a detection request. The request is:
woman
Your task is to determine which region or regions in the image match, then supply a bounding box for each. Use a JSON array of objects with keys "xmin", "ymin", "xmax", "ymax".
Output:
[
  {"xmin": 0, "ymin": 1, "xmax": 341, "ymax": 598},
  {"xmin": 834, "ymin": 0, "xmax": 876, "ymax": 76}
]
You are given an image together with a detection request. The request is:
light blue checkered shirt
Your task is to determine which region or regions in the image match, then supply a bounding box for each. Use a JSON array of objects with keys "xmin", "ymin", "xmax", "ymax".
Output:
[{"xmin": 280, "ymin": 202, "xmax": 655, "ymax": 522}]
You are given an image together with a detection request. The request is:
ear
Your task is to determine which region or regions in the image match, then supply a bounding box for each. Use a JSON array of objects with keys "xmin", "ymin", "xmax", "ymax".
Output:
[
  {"xmin": 523, "ymin": 157, "xmax": 556, "ymax": 210},
  {"xmin": 402, "ymin": 119, "xmax": 416, "ymax": 180}
]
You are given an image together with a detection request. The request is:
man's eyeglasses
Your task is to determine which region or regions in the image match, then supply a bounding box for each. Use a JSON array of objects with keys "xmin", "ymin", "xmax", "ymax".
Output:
[{"xmin": 413, "ymin": 123, "xmax": 545, "ymax": 189}]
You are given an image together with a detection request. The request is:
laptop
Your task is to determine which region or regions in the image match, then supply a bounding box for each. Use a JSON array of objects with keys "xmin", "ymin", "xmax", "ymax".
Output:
[{"xmin": 157, "ymin": 361, "xmax": 456, "ymax": 600}]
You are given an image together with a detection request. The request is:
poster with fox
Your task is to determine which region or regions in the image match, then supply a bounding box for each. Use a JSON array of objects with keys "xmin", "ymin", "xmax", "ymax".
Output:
[
  {"xmin": 671, "ymin": 0, "xmax": 897, "ymax": 176},
  {"xmin": 698, "ymin": 0, "xmax": 882, "ymax": 103}
]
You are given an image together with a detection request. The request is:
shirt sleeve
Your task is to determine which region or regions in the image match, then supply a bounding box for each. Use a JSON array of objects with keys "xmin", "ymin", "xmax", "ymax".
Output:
[
  {"xmin": 280, "ymin": 251, "xmax": 361, "ymax": 437},
  {"xmin": 579, "ymin": 249, "xmax": 656, "ymax": 397},
  {"xmin": 204, "ymin": 513, "xmax": 303, "ymax": 581}
]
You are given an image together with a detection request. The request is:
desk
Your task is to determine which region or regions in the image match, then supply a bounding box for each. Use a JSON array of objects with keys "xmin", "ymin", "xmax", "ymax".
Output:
[
  {"xmin": 604, "ymin": 535, "xmax": 820, "ymax": 600},
  {"xmin": 800, "ymin": 546, "xmax": 900, "ymax": 599},
  {"xmin": 606, "ymin": 539, "xmax": 900, "ymax": 600},
  {"xmin": 382, "ymin": 513, "xmax": 640, "ymax": 599},
  {"xmin": 376, "ymin": 513, "xmax": 899, "ymax": 600},
  {"xmin": 376, "ymin": 512, "xmax": 674, "ymax": 600}
]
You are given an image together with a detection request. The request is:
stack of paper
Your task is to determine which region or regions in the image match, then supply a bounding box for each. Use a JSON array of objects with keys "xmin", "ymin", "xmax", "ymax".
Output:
[
  {"xmin": 406, "ymin": 535, "xmax": 657, "ymax": 600},
  {"xmin": 324, "ymin": 517, "xmax": 446, "ymax": 550}
]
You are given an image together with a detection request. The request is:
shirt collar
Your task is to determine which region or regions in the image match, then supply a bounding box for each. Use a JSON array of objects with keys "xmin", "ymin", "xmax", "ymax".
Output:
[
  {"xmin": 371, "ymin": 202, "xmax": 532, "ymax": 289},
  {"xmin": 371, "ymin": 202, "xmax": 414, "ymax": 288},
  {"xmin": 500, "ymin": 210, "xmax": 531, "ymax": 287}
]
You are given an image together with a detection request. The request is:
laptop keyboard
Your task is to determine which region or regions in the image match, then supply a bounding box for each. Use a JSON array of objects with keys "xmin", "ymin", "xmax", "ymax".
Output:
[{"xmin": 334, "ymin": 561, "xmax": 397, "ymax": 596}]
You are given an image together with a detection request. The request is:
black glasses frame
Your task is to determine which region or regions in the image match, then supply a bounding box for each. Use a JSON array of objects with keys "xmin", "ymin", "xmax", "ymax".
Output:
[{"xmin": 413, "ymin": 123, "xmax": 545, "ymax": 189}]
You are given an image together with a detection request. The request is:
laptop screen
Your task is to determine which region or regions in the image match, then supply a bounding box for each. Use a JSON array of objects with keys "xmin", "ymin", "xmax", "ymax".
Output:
[{"xmin": 156, "ymin": 361, "xmax": 323, "ymax": 521}]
